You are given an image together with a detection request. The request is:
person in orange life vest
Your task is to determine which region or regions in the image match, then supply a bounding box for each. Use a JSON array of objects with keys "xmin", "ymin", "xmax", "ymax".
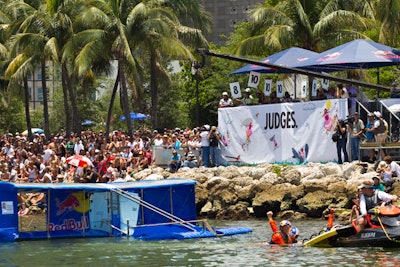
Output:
[{"xmin": 267, "ymin": 211, "xmax": 293, "ymax": 245}]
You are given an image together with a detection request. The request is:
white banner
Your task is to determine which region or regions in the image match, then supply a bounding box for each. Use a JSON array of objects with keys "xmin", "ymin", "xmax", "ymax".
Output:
[
  {"xmin": 229, "ymin": 82, "xmax": 242, "ymax": 98},
  {"xmin": 276, "ymin": 81, "xmax": 284, "ymax": 98},
  {"xmin": 218, "ymin": 99, "xmax": 348, "ymax": 164},
  {"xmin": 248, "ymin": 71, "xmax": 261, "ymax": 88}
]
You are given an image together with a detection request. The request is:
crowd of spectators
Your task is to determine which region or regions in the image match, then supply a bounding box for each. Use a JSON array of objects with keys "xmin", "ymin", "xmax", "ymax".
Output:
[{"xmin": 0, "ymin": 126, "xmax": 216, "ymax": 185}]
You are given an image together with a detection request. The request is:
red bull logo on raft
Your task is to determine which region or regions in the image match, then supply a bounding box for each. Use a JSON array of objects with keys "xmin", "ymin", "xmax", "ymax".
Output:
[{"xmin": 49, "ymin": 215, "xmax": 89, "ymax": 231}]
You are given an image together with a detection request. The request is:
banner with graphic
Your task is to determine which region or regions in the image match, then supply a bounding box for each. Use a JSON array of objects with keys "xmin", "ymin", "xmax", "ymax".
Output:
[
  {"xmin": 218, "ymin": 99, "xmax": 348, "ymax": 164},
  {"xmin": 49, "ymin": 190, "xmax": 90, "ymax": 232}
]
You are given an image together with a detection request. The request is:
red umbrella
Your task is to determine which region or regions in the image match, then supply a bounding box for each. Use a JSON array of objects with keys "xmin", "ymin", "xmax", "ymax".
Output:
[{"xmin": 66, "ymin": 155, "xmax": 93, "ymax": 168}]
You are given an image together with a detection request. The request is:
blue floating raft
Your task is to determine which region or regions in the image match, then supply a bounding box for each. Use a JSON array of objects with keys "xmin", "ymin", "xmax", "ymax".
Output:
[{"xmin": 0, "ymin": 179, "xmax": 251, "ymax": 242}]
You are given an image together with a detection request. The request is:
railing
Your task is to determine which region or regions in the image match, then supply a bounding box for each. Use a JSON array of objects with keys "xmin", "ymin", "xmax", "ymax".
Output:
[{"xmin": 110, "ymin": 187, "xmax": 197, "ymax": 232}]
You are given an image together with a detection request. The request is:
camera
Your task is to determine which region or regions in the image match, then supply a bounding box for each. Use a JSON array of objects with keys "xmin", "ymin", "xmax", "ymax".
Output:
[{"xmin": 342, "ymin": 115, "xmax": 354, "ymax": 125}]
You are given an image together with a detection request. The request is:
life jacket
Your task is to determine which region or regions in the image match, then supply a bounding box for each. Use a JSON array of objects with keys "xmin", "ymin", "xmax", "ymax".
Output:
[
  {"xmin": 376, "ymin": 120, "xmax": 386, "ymax": 134},
  {"xmin": 364, "ymin": 191, "xmax": 379, "ymax": 210}
]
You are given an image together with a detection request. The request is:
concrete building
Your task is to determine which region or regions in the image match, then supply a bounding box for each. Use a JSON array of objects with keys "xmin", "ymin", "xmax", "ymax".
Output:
[{"xmin": 200, "ymin": 0, "xmax": 263, "ymax": 44}]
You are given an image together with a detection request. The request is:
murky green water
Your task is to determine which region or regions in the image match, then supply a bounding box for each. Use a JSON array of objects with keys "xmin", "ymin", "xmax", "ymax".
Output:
[{"xmin": 1, "ymin": 219, "xmax": 400, "ymax": 267}]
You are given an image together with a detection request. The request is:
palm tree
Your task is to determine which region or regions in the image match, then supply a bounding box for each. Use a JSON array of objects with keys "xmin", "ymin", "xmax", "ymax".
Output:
[
  {"xmin": 234, "ymin": 0, "xmax": 374, "ymax": 56},
  {"xmin": 126, "ymin": 0, "xmax": 209, "ymax": 128},
  {"xmin": 373, "ymin": 0, "xmax": 400, "ymax": 46}
]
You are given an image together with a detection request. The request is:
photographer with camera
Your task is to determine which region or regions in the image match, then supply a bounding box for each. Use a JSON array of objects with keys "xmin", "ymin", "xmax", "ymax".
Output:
[
  {"xmin": 335, "ymin": 119, "xmax": 349, "ymax": 164},
  {"xmin": 348, "ymin": 112, "xmax": 365, "ymax": 161},
  {"xmin": 207, "ymin": 126, "xmax": 221, "ymax": 167}
]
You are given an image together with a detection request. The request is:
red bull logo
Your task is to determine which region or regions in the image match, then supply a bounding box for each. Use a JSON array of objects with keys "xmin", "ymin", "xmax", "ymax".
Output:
[
  {"xmin": 55, "ymin": 192, "xmax": 90, "ymax": 216},
  {"xmin": 317, "ymin": 52, "xmax": 343, "ymax": 62},
  {"xmin": 56, "ymin": 195, "xmax": 80, "ymax": 216},
  {"xmin": 373, "ymin": 50, "xmax": 400, "ymax": 59},
  {"xmin": 49, "ymin": 215, "xmax": 89, "ymax": 231}
]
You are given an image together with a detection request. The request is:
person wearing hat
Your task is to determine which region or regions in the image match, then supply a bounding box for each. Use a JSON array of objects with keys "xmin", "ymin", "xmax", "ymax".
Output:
[
  {"xmin": 219, "ymin": 92, "xmax": 233, "ymax": 108},
  {"xmin": 356, "ymin": 180, "xmax": 398, "ymax": 232},
  {"xmin": 372, "ymin": 176, "xmax": 385, "ymax": 192},
  {"xmin": 376, "ymin": 159, "xmax": 393, "ymax": 189},
  {"xmin": 169, "ymin": 150, "xmax": 182, "ymax": 173},
  {"xmin": 363, "ymin": 113, "xmax": 376, "ymax": 163},
  {"xmin": 372, "ymin": 111, "xmax": 388, "ymax": 159},
  {"xmin": 183, "ymin": 151, "xmax": 197, "ymax": 168},
  {"xmin": 267, "ymin": 211, "xmax": 293, "ymax": 245},
  {"xmin": 391, "ymin": 81, "xmax": 400, "ymax": 98},
  {"xmin": 348, "ymin": 112, "xmax": 364, "ymax": 161},
  {"xmin": 238, "ymin": 88, "xmax": 255, "ymax": 106}
]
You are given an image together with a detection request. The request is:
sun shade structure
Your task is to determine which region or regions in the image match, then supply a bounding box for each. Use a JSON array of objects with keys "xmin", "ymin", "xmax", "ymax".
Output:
[
  {"xmin": 231, "ymin": 47, "xmax": 319, "ymax": 74},
  {"xmin": 119, "ymin": 112, "xmax": 148, "ymax": 121},
  {"xmin": 295, "ymin": 39, "xmax": 400, "ymax": 72}
]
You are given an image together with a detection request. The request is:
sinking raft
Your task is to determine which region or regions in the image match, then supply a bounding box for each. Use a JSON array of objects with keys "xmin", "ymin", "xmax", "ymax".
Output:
[{"xmin": 0, "ymin": 179, "xmax": 251, "ymax": 242}]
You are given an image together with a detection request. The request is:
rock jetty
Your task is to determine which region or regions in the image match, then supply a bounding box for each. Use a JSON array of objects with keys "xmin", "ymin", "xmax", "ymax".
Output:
[{"xmin": 132, "ymin": 162, "xmax": 400, "ymax": 221}]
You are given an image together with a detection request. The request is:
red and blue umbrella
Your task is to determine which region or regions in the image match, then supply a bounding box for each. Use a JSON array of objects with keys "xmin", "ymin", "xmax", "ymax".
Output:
[
  {"xmin": 295, "ymin": 39, "xmax": 400, "ymax": 72},
  {"xmin": 231, "ymin": 47, "xmax": 319, "ymax": 74}
]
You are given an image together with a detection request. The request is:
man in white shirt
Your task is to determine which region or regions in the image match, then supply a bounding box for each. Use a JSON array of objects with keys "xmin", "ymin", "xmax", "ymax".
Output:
[
  {"xmin": 384, "ymin": 155, "xmax": 400, "ymax": 177},
  {"xmin": 219, "ymin": 92, "xmax": 233, "ymax": 108},
  {"xmin": 200, "ymin": 125, "xmax": 210, "ymax": 167}
]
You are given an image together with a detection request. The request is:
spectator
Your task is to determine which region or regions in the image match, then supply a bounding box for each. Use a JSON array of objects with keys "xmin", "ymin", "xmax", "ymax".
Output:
[
  {"xmin": 364, "ymin": 113, "xmax": 376, "ymax": 163},
  {"xmin": 335, "ymin": 120, "xmax": 349, "ymax": 164},
  {"xmin": 372, "ymin": 175, "xmax": 385, "ymax": 191},
  {"xmin": 391, "ymin": 81, "xmax": 400, "ymax": 98},
  {"xmin": 200, "ymin": 125, "xmax": 210, "ymax": 167},
  {"xmin": 169, "ymin": 150, "xmax": 181, "ymax": 173},
  {"xmin": 238, "ymin": 88, "xmax": 254, "ymax": 105},
  {"xmin": 282, "ymin": 91, "xmax": 293, "ymax": 102},
  {"xmin": 326, "ymin": 86, "xmax": 337, "ymax": 99},
  {"xmin": 183, "ymin": 151, "xmax": 197, "ymax": 168},
  {"xmin": 208, "ymin": 126, "xmax": 221, "ymax": 167},
  {"xmin": 376, "ymin": 160, "xmax": 393, "ymax": 188},
  {"xmin": 346, "ymin": 83, "xmax": 358, "ymax": 116},
  {"xmin": 348, "ymin": 112, "xmax": 364, "ymax": 161},
  {"xmin": 219, "ymin": 92, "xmax": 234, "ymax": 108},
  {"xmin": 171, "ymin": 135, "xmax": 181, "ymax": 150},
  {"xmin": 384, "ymin": 155, "xmax": 400, "ymax": 177},
  {"xmin": 373, "ymin": 111, "xmax": 387, "ymax": 158},
  {"xmin": 256, "ymin": 90, "xmax": 267, "ymax": 104}
]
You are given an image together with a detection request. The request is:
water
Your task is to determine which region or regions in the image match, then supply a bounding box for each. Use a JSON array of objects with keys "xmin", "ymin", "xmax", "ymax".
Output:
[{"xmin": 1, "ymin": 219, "xmax": 400, "ymax": 267}]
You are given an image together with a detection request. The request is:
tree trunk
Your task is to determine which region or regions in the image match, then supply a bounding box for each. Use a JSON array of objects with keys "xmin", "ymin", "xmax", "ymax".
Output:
[
  {"xmin": 118, "ymin": 58, "xmax": 132, "ymax": 135},
  {"xmin": 62, "ymin": 62, "xmax": 81, "ymax": 136},
  {"xmin": 61, "ymin": 63, "xmax": 71, "ymax": 135},
  {"xmin": 23, "ymin": 78, "xmax": 33, "ymax": 141},
  {"xmin": 41, "ymin": 60, "xmax": 50, "ymax": 139},
  {"xmin": 105, "ymin": 72, "xmax": 120, "ymax": 137},
  {"xmin": 150, "ymin": 51, "xmax": 158, "ymax": 129}
]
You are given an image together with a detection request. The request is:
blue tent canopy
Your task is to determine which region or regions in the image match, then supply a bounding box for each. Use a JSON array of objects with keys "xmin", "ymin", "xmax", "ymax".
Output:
[
  {"xmin": 295, "ymin": 39, "xmax": 400, "ymax": 72},
  {"xmin": 119, "ymin": 112, "xmax": 148, "ymax": 121},
  {"xmin": 231, "ymin": 47, "xmax": 320, "ymax": 74}
]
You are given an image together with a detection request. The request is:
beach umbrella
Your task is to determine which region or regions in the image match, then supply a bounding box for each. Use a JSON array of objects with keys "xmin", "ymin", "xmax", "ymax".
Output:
[
  {"xmin": 295, "ymin": 39, "xmax": 400, "ymax": 72},
  {"xmin": 21, "ymin": 128, "xmax": 44, "ymax": 135},
  {"xmin": 66, "ymin": 155, "xmax": 93, "ymax": 168},
  {"xmin": 231, "ymin": 47, "xmax": 320, "ymax": 74},
  {"xmin": 119, "ymin": 112, "xmax": 148, "ymax": 121}
]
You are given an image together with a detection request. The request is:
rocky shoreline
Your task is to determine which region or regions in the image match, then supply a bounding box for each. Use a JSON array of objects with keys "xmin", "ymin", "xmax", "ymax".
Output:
[{"xmin": 132, "ymin": 162, "xmax": 400, "ymax": 221}]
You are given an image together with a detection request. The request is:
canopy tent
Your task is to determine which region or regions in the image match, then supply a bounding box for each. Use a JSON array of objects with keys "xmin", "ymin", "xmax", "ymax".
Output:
[
  {"xmin": 295, "ymin": 39, "xmax": 400, "ymax": 72},
  {"xmin": 231, "ymin": 47, "xmax": 319, "ymax": 74},
  {"xmin": 119, "ymin": 112, "xmax": 148, "ymax": 121}
]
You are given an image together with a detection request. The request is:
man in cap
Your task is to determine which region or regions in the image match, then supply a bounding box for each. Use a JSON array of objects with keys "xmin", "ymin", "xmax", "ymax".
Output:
[
  {"xmin": 348, "ymin": 112, "xmax": 364, "ymax": 161},
  {"xmin": 200, "ymin": 125, "xmax": 210, "ymax": 167},
  {"xmin": 267, "ymin": 211, "xmax": 293, "ymax": 245},
  {"xmin": 219, "ymin": 92, "xmax": 233, "ymax": 108},
  {"xmin": 356, "ymin": 180, "xmax": 398, "ymax": 232},
  {"xmin": 372, "ymin": 111, "xmax": 388, "ymax": 158},
  {"xmin": 240, "ymin": 88, "xmax": 254, "ymax": 106},
  {"xmin": 183, "ymin": 151, "xmax": 197, "ymax": 168}
]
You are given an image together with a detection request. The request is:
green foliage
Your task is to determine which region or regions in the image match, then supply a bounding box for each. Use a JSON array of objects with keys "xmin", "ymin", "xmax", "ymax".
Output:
[
  {"xmin": 272, "ymin": 165, "xmax": 282, "ymax": 177},
  {"xmin": 0, "ymin": 93, "xmax": 25, "ymax": 133}
]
